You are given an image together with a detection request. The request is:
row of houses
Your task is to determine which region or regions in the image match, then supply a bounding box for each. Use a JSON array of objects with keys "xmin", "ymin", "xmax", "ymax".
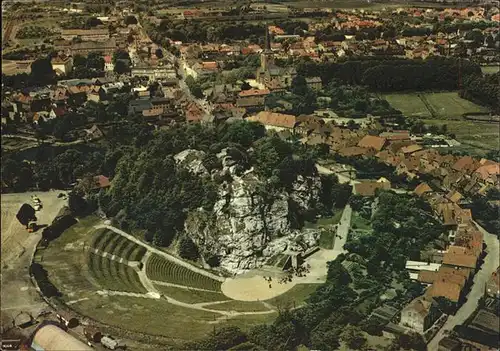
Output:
[{"xmin": 3, "ymin": 78, "xmax": 125, "ymax": 125}]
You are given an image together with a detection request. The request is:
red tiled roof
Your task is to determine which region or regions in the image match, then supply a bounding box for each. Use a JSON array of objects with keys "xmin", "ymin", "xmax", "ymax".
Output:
[
  {"xmin": 357, "ymin": 135, "xmax": 386, "ymax": 151},
  {"xmin": 94, "ymin": 175, "xmax": 110, "ymax": 188},
  {"xmin": 247, "ymin": 111, "xmax": 297, "ymax": 129},
  {"xmin": 400, "ymin": 144, "xmax": 423, "ymax": 155},
  {"xmin": 474, "ymin": 164, "xmax": 500, "ymax": 180},
  {"xmin": 238, "ymin": 89, "xmax": 270, "ymax": 97},
  {"xmin": 426, "ymin": 279, "xmax": 462, "ymax": 302},
  {"xmin": 414, "ymin": 182, "xmax": 433, "ymax": 197},
  {"xmin": 338, "ymin": 146, "xmax": 370, "ymax": 157},
  {"xmin": 442, "ymin": 246, "xmax": 478, "ymax": 269},
  {"xmin": 354, "ymin": 180, "xmax": 391, "ymax": 197}
]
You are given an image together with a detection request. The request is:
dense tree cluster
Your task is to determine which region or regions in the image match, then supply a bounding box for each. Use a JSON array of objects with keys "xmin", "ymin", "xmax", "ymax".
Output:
[
  {"xmin": 71, "ymin": 52, "xmax": 105, "ymax": 79},
  {"xmin": 98, "ymin": 121, "xmax": 341, "ymax": 246},
  {"xmin": 345, "ymin": 191, "xmax": 443, "ymax": 271},
  {"xmin": 16, "ymin": 25, "xmax": 56, "ymax": 39},
  {"xmin": 148, "ymin": 19, "xmax": 266, "ymax": 45},
  {"xmin": 460, "ymin": 72, "xmax": 500, "ymax": 112},
  {"xmin": 297, "ymin": 57, "xmax": 481, "ymax": 92}
]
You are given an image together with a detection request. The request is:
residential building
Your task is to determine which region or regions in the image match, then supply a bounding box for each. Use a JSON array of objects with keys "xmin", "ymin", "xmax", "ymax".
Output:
[
  {"xmin": 51, "ymin": 56, "xmax": 73, "ymax": 75},
  {"xmin": 104, "ymin": 56, "xmax": 114, "ymax": 72},
  {"xmin": 485, "ymin": 267, "xmax": 499, "ymax": 298},
  {"xmin": 70, "ymin": 39, "xmax": 118, "ymax": 56},
  {"xmin": 247, "ymin": 111, "xmax": 297, "ymax": 131},
  {"xmin": 256, "ymin": 27, "xmax": 297, "ymax": 90},
  {"xmin": 61, "ymin": 29, "xmax": 110, "ymax": 42},
  {"xmin": 400, "ymin": 296, "xmax": 441, "ymax": 333},
  {"xmin": 131, "ymin": 65, "xmax": 177, "ymax": 82},
  {"xmin": 354, "ymin": 178, "xmax": 391, "ymax": 197}
]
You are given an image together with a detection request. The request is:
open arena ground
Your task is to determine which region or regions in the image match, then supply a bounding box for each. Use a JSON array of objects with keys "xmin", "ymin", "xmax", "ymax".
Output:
[
  {"xmin": 34, "ymin": 217, "xmax": 334, "ymax": 346},
  {"xmin": 1, "ymin": 191, "xmax": 67, "ymax": 334}
]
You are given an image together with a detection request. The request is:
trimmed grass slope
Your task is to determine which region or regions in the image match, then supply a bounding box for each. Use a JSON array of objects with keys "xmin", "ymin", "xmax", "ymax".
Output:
[{"xmin": 146, "ymin": 254, "xmax": 222, "ymax": 292}]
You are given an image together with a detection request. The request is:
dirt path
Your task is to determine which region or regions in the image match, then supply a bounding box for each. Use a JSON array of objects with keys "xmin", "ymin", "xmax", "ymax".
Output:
[{"xmin": 95, "ymin": 224, "xmax": 225, "ymax": 282}]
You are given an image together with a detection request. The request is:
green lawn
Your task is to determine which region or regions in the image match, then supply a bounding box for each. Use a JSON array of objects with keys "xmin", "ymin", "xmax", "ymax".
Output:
[
  {"xmin": 351, "ymin": 212, "xmax": 372, "ymax": 231},
  {"xmin": 383, "ymin": 92, "xmax": 487, "ymax": 120},
  {"xmin": 265, "ymin": 284, "xmax": 320, "ymax": 308},
  {"xmin": 424, "ymin": 92, "xmax": 487, "ymax": 120},
  {"xmin": 36, "ymin": 216, "xmax": 102, "ymax": 301},
  {"xmin": 154, "ymin": 285, "xmax": 228, "ymax": 304},
  {"xmin": 422, "ymin": 119, "xmax": 499, "ymax": 156},
  {"xmin": 481, "ymin": 66, "xmax": 499, "ymax": 75},
  {"xmin": 305, "ymin": 210, "xmax": 344, "ymax": 249},
  {"xmin": 205, "ymin": 300, "xmax": 271, "ymax": 312},
  {"xmin": 383, "ymin": 93, "xmax": 431, "ymax": 118},
  {"xmin": 70, "ymin": 295, "xmax": 276, "ymax": 346}
]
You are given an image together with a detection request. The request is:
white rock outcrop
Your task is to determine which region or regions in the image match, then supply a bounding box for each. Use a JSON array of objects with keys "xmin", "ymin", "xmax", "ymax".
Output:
[{"xmin": 178, "ymin": 148, "xmax": 322, "ymax": 274}]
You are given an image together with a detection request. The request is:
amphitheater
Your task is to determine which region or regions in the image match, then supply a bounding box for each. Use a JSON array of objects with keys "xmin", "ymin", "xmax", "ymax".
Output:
[{"xmin": 83, "ymin": 224, "xmax": 321, "ymax": 316}]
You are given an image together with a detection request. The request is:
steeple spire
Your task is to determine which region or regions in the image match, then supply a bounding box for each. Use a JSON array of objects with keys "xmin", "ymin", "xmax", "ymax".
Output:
[{"xmin": 265, "ymin": 22, "xmax": 271, "ymax": 52}]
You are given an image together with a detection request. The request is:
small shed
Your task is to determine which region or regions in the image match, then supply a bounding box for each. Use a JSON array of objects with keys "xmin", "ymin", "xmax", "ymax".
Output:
[
  {"xmin": 84, "ymin": 325, "xmax": 102, "ymax": 343},
  {"xmin": 16, "ymin": 203, "xmax": 36, "ymax": 227},
  {"xmin": 14, "ymin": 312, "xmax": 34, "ymax": 329},
  {"xmin": 56, "ymin": 311, "xmax": 79, "ymax": 328},
  {"xmin": 101, "ymin": 336, "xmax": 119, "ymax": 350}
]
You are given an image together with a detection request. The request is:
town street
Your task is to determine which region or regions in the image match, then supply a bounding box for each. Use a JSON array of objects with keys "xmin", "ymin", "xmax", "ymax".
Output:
[
  {"xmin": 332, "ymin": 204, "xmax": 352, "ymax": 254},
  {"xmin": 427, "ymin": 222, "xmax": 500, "ymax": 351}
]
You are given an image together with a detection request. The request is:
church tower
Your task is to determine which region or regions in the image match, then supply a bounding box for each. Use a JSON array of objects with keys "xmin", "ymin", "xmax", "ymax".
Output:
[{"xmin": 260, "ymin": 24, "xmax": 274, "ymax": 71}]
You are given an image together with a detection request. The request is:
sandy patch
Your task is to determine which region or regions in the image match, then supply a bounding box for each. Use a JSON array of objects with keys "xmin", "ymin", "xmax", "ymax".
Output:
[
  {"xmin": 1, "ymin": 191, "xmax": 67, "ymax": 264},
  {"xmin": 221, "ymin": 249, "xmax": 337, "ymax": 301}
]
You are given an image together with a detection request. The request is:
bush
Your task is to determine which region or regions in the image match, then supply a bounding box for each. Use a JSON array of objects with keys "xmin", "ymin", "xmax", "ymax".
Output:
[{"xmin": 178, "ymin": 236, "xmax": 199, "ymax": 261}]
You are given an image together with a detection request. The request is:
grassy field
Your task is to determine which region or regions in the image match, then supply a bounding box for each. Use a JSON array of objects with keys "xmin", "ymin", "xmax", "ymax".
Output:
[
  {"xmin": 351, "ymin": 212, "xmax": 372, "ymax": 231},
  {"xmin": 424, "ymin": 92, "xmax": 487, "ymax": 119},
  {"xmin": 70, "ymin": 295, "xmax": 277, "ymax": 346},
  {"xmin": 481, "ymin": 66, "xmax": 499, "ymax": 75},
  {"xmin": 383, "ymin": 92, "xmax": 487, "ymax": 120},
  {"xmin": 422, "ymin": 119, "xmax": 499, "ymax": 156},
  {"xmin": 206, "ymin": 300, "xmax": 271, "ymax": 312},
  {"xmin": 154, "ymin": 285, "xmax": 228, "ymax": 304},
  {"xmin": 384, "ymin": 93, "xmax": 432, "ymax": 118},
  {"xmin": 285, "ymin": 0, "xmax": 448, "ymax": 9},
  {"xmin": 265, "ymin": 283, "xmax": 319, "ymax": 308},
  {"xmin": 305, "ymin": 210, "xmax": 343, "ymax": 249},
  {"xmin": 38, "ymin": 216, "xmax": 102, "ymax": 301},
  {"xmin": 146, "ymin": 253, "xmax": 222, "ymax": 291}
]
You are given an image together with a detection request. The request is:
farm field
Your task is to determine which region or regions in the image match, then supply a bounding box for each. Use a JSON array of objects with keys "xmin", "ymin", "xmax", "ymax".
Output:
[
  {"xmin": 423, "ymin": 92, "xmax": 488, "ymax": 119},
  {"xmin": 383, "ymin": 93, "xmax": 432, "ymax": 118},
  {"xmin": 422, "ymin": 119, "xmax": 499, "ymax": 156},
  {"xmin": 383, "ymin": 92, "xmax": 487, "ymax": 120},
  {"xmin": 481, "ymin": 65, "xmax": 499, "ymax": 75},
  {"xmin": 285, "ymin": 0, "xmax": 448, "ymax": 9}
]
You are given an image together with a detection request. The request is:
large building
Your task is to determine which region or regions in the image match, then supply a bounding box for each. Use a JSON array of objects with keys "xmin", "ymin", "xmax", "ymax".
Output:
[
  {"xmin": 131, "ymin": 65, "xmax": 177, "ymax": 82},
  {"xmin": 70, "ymin": 39, "xmax": 118, "ymax": 56},
  {"xmin": 255, "ymin": 26, "xmax": 297, "ymax": 92},
  {"xmin": 400, "ymin": 296, "xmax": 441, "ymax": 333},
  {"xmin": 61, "ymin": 29, "xmax": 110, "ymax": 42}
]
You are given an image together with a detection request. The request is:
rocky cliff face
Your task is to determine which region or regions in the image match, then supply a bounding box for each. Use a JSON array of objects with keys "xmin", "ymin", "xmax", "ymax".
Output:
[{"xmin": 177, "ymin": 148, "xmax": 322, "ymax": 274}]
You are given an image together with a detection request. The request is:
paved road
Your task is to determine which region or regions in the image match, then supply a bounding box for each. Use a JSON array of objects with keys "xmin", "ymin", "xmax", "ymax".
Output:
[
  {"xmin": 427, "ymin": 222, "xmax": 499, "ymax": 351},
  {"xmin": 315, "ymin": 164, "xmax": 359, "ymax": 185},
  {"xmin": 332, "ymin": 205, "xmax": 352, "ymax": 254}
]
